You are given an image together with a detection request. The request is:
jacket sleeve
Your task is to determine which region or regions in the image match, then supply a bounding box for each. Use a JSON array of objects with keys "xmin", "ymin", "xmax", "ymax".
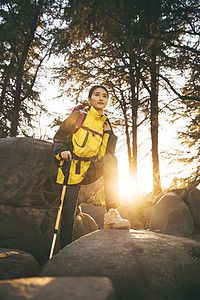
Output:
[
  {"xmin": 104, "ymin": 117, "xmax": 118, "ymax": 154},
  {"xmin": 52, "ymin": 111, "xmax": 81, "ymax": 156},
  {"xmin": 105, "ymin": 130, "xmax": 118, "ymax": 154},
  {"xmin": 98, "ymin": 129, "xmax": 118, "ymax": 159}
]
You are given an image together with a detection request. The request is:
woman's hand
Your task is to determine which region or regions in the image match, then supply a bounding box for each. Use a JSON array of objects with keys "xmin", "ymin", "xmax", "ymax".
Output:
[
  {"xmin": 103, "ymin": 121, "xmax": 111, "ymax": 131},
  {"xmin": 61, "ymin": 151, "xmax": 72, "ymax": 161}
]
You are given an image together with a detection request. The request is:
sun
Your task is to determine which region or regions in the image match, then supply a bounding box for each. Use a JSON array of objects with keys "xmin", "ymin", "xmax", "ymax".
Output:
[
  {"xmin": 117, "ymin": 155, "xmax": 154, "ymax": 202},
  {"xmin": 119, "ymin": 174, "xmax": 138, "ymax": 203}
]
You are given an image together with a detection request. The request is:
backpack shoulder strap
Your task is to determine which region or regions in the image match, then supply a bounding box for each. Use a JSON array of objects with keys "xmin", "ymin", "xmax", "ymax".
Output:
[{"xmin": 71, "ymin": 105, "xmax": 88, "ymax": 135}]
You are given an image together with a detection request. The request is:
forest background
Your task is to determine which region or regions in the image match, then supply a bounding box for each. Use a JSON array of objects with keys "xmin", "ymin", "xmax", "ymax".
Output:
[{"xmin": 0, "ymin": 0, "xmax": 199, "ymax": 202}]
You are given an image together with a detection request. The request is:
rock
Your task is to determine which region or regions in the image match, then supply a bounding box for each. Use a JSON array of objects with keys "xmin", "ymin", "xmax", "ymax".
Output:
[
  {"xmin": 73, "ymin": 212, "xmax": 98, "ymax": 241},
  {"xmin": 143, "ymin": 206, "xmax": 154, "ymax": 227},
  {"xmin": 118, "ymin": 204, "xmax": 145, "ymax": 230},
  {"xmin": 170, "ymin": 188, "xmax": 187, "ymax": 196},
  {"xmin": 81, "ymin": 203, "xmax": 106, "ymax": 228},
  {"xmin": 81, "ymin": 203, "xmax": 145, "ymax": 230},
  {"xmin": 0, "ymin": 276, "xmax": 115, "ymax": 300},
  {"xmin": 0, "ymin": 248, "xmax": 39, "ymax": 280},
  {"xmin": 41, "ymin": 229, "xmax": 200, "ymax": 300},
  {"xmin": 0, "ymin": 137, "xmax": 107, "ymax": 264},
  {"xmin": 130, "ymin": 219, "xmax": 144, "ymax": 230},
  {"xmin": 0, "ymin": 137, "xmax": 59, "ymax": 263},
  {"xmin": 0, "ymin": 137, "xmax": 59, "ymax": 208},
  {"xmin": 183, "ymin": 187, "xmax": 200, "ymax": 230},
  {"xmin": 0, "ymin": 212, "xmax": 46, "ymax": 264},
  {"xmin": 149, "ymin": 192, "xmax": 194, "ymax": 236}
]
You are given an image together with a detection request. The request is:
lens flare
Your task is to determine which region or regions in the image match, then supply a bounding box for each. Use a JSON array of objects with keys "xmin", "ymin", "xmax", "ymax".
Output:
[{"xmin": 119, "ymin": 174, "xmax": 138, "ymax": 203}]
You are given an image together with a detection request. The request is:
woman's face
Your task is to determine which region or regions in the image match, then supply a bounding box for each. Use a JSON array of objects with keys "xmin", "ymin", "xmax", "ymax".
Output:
[{"xmin": 88, "ymin": 87, "xmax": 108, "ymax": 114}]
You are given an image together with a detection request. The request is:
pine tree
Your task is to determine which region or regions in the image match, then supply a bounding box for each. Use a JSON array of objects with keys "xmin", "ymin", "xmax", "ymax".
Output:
[
  {"xmin": 51, "ymin": 0, "xmax": 199, "ymax": 193},
  {"xmin": 0, "ymin": 0, "xmax": 61, "ymax": 137}
]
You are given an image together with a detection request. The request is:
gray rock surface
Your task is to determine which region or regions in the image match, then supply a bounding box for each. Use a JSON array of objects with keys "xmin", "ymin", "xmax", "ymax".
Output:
[
  {"xmin": 118, "ymin": 204, "xmax": 145, "ymax": 230},
  {"xmin": 81, "ymin": 203, "xmax": 106, "ymax": 228},
  {"xmin": 0, "ymin": 137, "xmax": 59, "ymax": 263},
  {"xmin": 0, "ymin": 137, "xmax": 59, "ymax": 208},
  {"xmin": 149, "ymin": 192, "xmax": 194, "ymax": 236},
  {"xmin": 0, "ymin": 248, "xmax": 39, "ymax": 280},
  {"xmin": 184, "ymin": 187, "xmax": 200, "ymax": 229},
  {"xmin": 0, "ymin": 137, "xmax": 105, "ymax": 264},
  {"xmin": 73, "ymin": 211, "xmax": 98, "ymax": 241},
  {"xmin": 0, "ymin": 212, "xmax": 46, "ymax": 264},
  {"xmin": 0, "ymin": 276, "xmax": 115, "ymax": 300},
  {"xmin": 41, "ymin": 229, "xmax": 200, "ymax": 300}
]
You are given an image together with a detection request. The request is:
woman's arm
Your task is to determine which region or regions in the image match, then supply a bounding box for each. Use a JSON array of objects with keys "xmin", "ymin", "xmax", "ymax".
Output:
[
  {"xmin": 104, "ymin": 119, "xmax": 118, "ymax": 154},
  {"xmin": 105, "ymin": 131, "xmax": 118, "ymax": 154},
  {"xmin": 52, "ymin": 111, "xmax": 81, "ymax": 158}
]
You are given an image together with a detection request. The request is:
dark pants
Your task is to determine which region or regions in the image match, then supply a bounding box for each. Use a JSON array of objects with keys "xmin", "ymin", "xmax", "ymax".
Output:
[{"xmin": 59, "ymin": 154, "xmax": 120, "ymax": 249}]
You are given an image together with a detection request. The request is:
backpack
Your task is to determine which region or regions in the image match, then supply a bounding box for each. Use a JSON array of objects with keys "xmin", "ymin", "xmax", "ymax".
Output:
[
  {"xmin": 70, "ymin": 104, "xmax": 88, "ymax": 135},
  {"xmin": 70, "ymin": 104, "xmax": 105, "ymax": 138}
]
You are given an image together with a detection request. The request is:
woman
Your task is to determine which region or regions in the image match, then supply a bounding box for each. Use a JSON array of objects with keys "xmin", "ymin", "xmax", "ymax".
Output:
[{"xmin": 53, "ymin": 85, "xmax": 130, "ymax": 249}]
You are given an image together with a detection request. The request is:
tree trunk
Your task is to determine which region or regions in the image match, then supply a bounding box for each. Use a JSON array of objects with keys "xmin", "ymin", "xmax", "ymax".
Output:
[
  {"xmin": 0, "ymin": 73, "xmax": 9, "ymax": 114},
  {"xmin": 119, "ymin": 95, "xmax": 132, "ymax": 166},
  {"xmin": 150, "ymin": 49, "xmax": 162, "ymax": 195},
  {"xmin": 9, "ymin": 12, "xmax": 38, "ymax": 137},
  {"xmin": 125, "ymin": 114, "xmax": 132, "ymax": 168},
  {"xmin": 130, "ymin": 74, "xmax": 138, "ymax": 193},
  {"xmin": 0, "ymin": 58, "xmax": 15, "ymax": 114},
  {"xmin": 10, "ymin": 71, "xmax": 23, "ymax": 137}
]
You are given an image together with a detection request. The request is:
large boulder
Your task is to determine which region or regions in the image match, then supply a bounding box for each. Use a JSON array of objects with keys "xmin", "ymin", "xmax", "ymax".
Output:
[
  {"xmin": 0, "ymin": 137, "xmax": 59, "ymax": 208},
  {"xmin": 118, "ymin": 203, "xmax": 145, "ymax": 230},
  {"xmin": 0, "ymin": 277, "xmax": 115, "ymax": 300},
  {"xmin": 0, "ymin": 248, "xmax": 39, "ymax": 280},
  {"xmin": 81, "ymin": 203, "xmax": 106, "ymax": 228},
  {"xmin": 0, "ymin": 137, "xmax": 105, "ymax": 264},
  {"xmin": 41, "ymin": 229, "xmax": 200, "ymax": 300},
  {"xmin": 0, "ymin": 137, "xmax": 59, "ymax": 263},
  {"xmin": 73, "ymin": 211, "xmax": 98, "ymax": 241},
  {"xmin": 149, "ymin": 192, "xmax": 194, "ymax": 236},
  {"xmin": 183, "ymin": 187, "xmax": 200, "ymax": 230},
  {"xmin": 0, "ymin": 212, "xmax": 46, "ymax": 264}
]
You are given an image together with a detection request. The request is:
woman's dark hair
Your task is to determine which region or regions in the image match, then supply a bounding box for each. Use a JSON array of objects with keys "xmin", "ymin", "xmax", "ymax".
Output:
[{"xmin": 88, "ymin": 85, "xmax": 109, "ymax": 99}]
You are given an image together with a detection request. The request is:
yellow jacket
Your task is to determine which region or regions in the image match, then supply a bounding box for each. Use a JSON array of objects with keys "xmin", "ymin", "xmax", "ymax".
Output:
[{"xmin": 53, "ymin": 106, "xmax": 116, "ymax": 185}]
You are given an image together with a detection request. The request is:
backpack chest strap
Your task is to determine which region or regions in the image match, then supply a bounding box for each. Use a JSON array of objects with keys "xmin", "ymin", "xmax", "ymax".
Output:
[{"xmin": 78, "ymin": 124, "xmax": 103, "ymax": 138}]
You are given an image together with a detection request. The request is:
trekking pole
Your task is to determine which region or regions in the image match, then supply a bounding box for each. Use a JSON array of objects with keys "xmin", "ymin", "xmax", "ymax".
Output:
[
  {"xmin": 49, "ymin": 185, "xmax": 66, "ymax": 259},
  {"xmin": 49, "ymin": 160, "xmax": 71, "ymax": 259}
]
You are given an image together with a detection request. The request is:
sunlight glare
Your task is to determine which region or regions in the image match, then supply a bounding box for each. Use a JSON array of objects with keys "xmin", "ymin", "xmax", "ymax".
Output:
[{"xmin": 119, "ymin": 174, "xmax": 138, "ymax": 203}]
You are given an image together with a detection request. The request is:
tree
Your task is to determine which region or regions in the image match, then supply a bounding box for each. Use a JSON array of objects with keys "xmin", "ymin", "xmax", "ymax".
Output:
[
  {"xmin": 51, "ymin": 0, "xmax": 199, "ymax": 194},
  {"xmin": 0, "ymin": 0, "xmax": 61, "ymax": 137},
  {"xmin": 51, "ymin": 0, "xmax": 162, "ymax": 193},
  {"xmin": 177, "ymin": 54, "xmax": 200, "ymax": 187}
]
